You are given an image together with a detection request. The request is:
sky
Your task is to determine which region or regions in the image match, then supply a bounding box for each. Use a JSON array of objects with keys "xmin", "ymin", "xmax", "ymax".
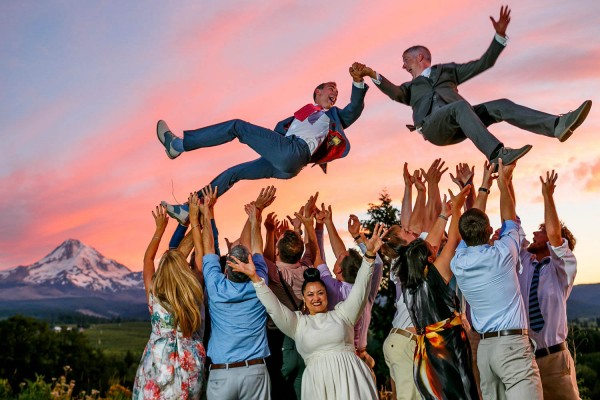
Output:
[{"xmin": 2, "ymin": 0, "xmax": 600, "ymax": 284}]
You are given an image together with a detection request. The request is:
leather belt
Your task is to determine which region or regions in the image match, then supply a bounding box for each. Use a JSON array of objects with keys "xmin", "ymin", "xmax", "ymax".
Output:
[
  {"xmin": 535, "ymin": 342, "xmax": 567, "ymax": 359},
  {"xmin": 210, "ymin": 358, "xmax": 265, "ymax": 370},
  {"xmin": 480, "ymin": 329, "xmax": 528, "ymax": 339},
  {"xmin": 390, "ymin": 327, "xmax": 417, "ymax": 342}
]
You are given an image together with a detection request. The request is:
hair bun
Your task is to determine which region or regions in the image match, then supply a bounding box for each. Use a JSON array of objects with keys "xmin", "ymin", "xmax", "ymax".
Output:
[{"xmin": 303, "ymin": 268, "xmax": 321, "ymax": 282}]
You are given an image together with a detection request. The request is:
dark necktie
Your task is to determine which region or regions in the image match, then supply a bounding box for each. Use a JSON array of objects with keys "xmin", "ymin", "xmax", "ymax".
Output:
[{"xmin": 528, "ymin": 259, "xmax": 549, "ymax": 332}]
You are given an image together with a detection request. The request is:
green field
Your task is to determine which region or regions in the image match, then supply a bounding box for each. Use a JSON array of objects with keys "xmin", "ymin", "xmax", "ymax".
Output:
[{"xmin": 83, "ymin": 321, "xmax": 150, "ymax": 357}]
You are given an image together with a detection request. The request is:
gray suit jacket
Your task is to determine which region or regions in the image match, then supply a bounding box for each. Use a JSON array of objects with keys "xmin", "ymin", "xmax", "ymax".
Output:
[{"xmin": 376, "ymin": 37, "xmax": 505, "ymax": 126}]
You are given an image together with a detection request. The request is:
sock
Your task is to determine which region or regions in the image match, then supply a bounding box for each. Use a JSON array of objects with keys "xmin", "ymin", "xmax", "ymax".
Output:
[
  {"xmin": 489, "ymin": 144, "xmax": 503, "ymax": 160},
  {"xmin": 172, "ymin": 137, "xmax": 184, "ymax": 152}
]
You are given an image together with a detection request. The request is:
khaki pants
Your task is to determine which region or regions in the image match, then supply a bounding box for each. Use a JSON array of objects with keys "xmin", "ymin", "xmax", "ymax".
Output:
[
  {"xmin": 477, "ymin": 335, "xmax": 542, "ymax": 400},
  {"xmin": 207, "ymin": 363, "xmax": 271, "ymax": 400},
  {"xmin": 537, "ymin": 348, "xmax": 579, "ymax": 400},
  {"xmin": 383, "ymin": 330, "xmax": 419, "ymax": 400}
]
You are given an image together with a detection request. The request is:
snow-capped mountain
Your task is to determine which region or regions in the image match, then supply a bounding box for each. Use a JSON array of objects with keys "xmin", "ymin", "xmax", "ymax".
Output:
[
  {"xmin": 0, "ymin": 239, "xmax": 147, "ymax": 319},
  {"xmin": 0, "ymin": 239, "xmax": 143, "ymax": 292}
]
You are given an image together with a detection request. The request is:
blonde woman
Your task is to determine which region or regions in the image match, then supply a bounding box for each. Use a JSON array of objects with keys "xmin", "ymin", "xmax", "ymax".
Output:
[{"xmin": 133, "ymin": 205, "xmax": 206, "ymax": 400}]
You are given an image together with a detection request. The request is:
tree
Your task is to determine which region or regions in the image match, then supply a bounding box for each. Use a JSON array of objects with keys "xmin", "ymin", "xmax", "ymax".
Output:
[{"xmin": 360, "ymin": 190, "xmax": 400, "ymax": 390}]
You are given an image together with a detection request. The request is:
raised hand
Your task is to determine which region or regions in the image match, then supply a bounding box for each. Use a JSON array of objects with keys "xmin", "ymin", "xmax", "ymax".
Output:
[
  {"xmin": 348, "ymin": 214, "xmax": 361, "ymax": 238},
  {"xmin": 481, "ymin": 160, "xmax": 498, "ymax": 190},
  {"xmin": 152, "ymin": 204, "xmax": 169, "ymax": 231},
  {"xmin": 364, "ymin": 223, "xmax": 388, "ymax": 255},
  {"xmin": 540, "ymin": 170, "xmax": 558, "ymax": 197},
  {"xmin": 287, "ymin": 206, "xmax": 304, "ymax": 233},
  {"xmin": 497, "ymin": 158, "xmax": 516, "ymax": 187},
  {"xmin": 255, "ymin": 185, "xmax": 277, "ymax": 210},
  {"xmin": 403, "ymin": 162, "xmax": 413, "ymax": 187},
  {"xmin": 413, "ymin": 170, "xmax": 426, "ymax": 192},
  {"xmin": 244, "ymin": 202, "xmax": 260, "ymax": 224},
  {"xmin": 200, "ymin": 185, "xmax": 218, "ymax": 218},
  {"xmin": 440, "ymin": 194, "xmax": 451, "ymax": 218},
  {"xmin": 450, "ymin": 163, "xmax": 475, "ymax": 188},
  {"xmin": 304, "ymin": 192, "xmax": 319, "ymax": 219},
  {"xmin": 449, "ymin": 184, "xmax": 472, "ymax": 212},
  {"xmin": 490, "ymin": 5, "xmax": 511, "ymax": 37},
  {"xmin": 188, "ymin": 192, "xmax": 201, "ymax": 224},
  {"xmin": 227, "ymin": 255, "xmax": 260, "ymax": 282},
  {"xmin": 421, "ymin": 158, "xmax": 448, "ymax": 184},
  {"xmin": 264, "ymin": 212, "xmax": 277, "ymax": 231},
  {"xmin": 275, "ymin": 219, "xmax": 290, "ymax": 240}
]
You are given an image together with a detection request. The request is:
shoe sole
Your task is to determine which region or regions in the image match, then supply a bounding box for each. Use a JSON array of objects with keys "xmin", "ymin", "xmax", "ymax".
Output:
[
  {"xmin": 156, "ymin": 120, "xmax": 180, "ymax": 160},
  {"xmin": 558, "ymin": 100, "xmax": 592, "ymax": 142}
]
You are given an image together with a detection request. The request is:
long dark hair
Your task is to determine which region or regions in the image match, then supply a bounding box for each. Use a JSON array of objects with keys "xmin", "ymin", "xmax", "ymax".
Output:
[{"xmin": 392, "ymin": 239, "xmax": 430, "ymax": 290}]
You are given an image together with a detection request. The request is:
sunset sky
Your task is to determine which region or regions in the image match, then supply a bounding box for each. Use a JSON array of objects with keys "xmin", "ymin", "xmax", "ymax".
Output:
[{"xmin": 2, "ymin": 0, "xmax": 600, "ymax": 284}]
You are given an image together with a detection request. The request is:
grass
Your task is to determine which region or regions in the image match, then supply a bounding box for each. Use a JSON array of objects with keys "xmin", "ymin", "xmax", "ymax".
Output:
[{"xmin": 83, "ymin": 321, "xmax": 150, "ymax": 356}]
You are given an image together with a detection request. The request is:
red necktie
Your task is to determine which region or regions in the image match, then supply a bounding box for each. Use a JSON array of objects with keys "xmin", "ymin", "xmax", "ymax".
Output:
[{"xmin": 294, "ymin": 104, "xmax": 323, "ymax": 122}]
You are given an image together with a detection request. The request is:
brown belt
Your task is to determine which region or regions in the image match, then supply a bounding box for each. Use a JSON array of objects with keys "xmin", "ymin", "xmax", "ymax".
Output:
[
  {"xmin": 535, "ymin": 342, "xmax": 567, "ymax": 359},
  {"xmin": 390, "ymin": 327, "xmax": 417, "ymax": 342},
  {"xmin": 210, "ymin": 358, "xmax": 265, "ymax": 370},
  {"xmin": 480, "ymin": 329, "xmax": 528, "ymax": 339}
]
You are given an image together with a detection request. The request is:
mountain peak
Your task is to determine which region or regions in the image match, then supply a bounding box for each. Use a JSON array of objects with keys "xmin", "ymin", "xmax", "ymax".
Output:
[{"xmin": 0, "ymin": 239, "xmax": 142, "ymax": 292}]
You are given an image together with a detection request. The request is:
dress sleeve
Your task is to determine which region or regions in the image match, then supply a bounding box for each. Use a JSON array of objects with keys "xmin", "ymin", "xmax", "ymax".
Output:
[
  {"xmin": 335, "ymin": 258, "xmax": 374, "ymax": 325},
  {"xmin": 253, "ymin": 278, "xmax": 298, "ymax": 338}
]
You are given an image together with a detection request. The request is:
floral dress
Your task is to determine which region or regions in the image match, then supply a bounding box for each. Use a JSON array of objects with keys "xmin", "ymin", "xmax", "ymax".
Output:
[{"xmin": 133, "ymin": 294, "xmax": 206, "ymax": 400}]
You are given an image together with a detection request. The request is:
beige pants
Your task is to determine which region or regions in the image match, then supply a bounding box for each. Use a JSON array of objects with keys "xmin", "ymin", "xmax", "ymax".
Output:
[
  {"xmin": 477, "ymin": 335, "xmax": 543, "ymax": 400},
  {"xmin": 537, "ymin": 348, "xmax": 580, "ymax": 400},
  {"xmin": 383, "ymin": 330, "xmax": 419, "ymax": 400}
]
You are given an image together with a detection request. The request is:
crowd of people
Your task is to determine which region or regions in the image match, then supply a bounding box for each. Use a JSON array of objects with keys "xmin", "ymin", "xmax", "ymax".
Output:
[
  {"xmin": 132, "ymin": 155, "xmax": 580, "ymax": 400},
  {"xmin": 136, "ymin": 6, "xmax": 587, "ymax": 399}
]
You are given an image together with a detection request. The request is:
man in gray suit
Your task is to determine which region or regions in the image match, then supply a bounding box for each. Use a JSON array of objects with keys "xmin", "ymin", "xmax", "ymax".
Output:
[{"xmin": 355, "ymin": 6, "xmax": 591, "ymax": 166}]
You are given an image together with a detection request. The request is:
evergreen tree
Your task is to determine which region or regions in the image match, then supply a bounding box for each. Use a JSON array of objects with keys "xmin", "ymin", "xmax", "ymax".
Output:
[{"xmin": 361, "ymin": 190, "xmax": 401, "ymax": 391}]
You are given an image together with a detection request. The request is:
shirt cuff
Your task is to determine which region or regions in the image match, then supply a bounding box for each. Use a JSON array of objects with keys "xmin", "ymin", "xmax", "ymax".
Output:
[
  {"xmin": 353, "ymin": 80, "xmax": 365, "ymax": 89},
  {"xmin": 371, "ymin": 72, "xmax": 382, "ymax": 85},
  {"xmin": 317, "ymin": 263, "xmax": 330, "ymax": 274},
  {"xmin": 549, "ymin": 238, "xmax": 570, "ymax": 258},
  {"xmin": 494, "ymin": 33, "xmax": 508, "ymax": 46},
  {"xmin": 252, "ymin": 277, "xmax": 266, "ymax": 289}
]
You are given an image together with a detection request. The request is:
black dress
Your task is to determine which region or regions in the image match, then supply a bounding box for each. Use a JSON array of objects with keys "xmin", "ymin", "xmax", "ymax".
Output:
[{"xmin": 403, "ymin": 264, "xmax": 478, "ymax": 400}]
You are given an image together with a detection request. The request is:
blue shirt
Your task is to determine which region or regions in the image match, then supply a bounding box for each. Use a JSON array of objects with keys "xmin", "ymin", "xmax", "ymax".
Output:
[
  {"xmin": 451, "ymin": 220, "xmax": 527, "ymax": 332},
  {"xmin": 203, "ymin": 253, "xmax": 269, "ymax": 363}
]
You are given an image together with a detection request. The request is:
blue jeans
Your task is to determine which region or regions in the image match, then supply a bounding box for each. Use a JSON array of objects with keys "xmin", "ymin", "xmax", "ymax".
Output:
[{"xmin": 183, "ymin": 119, "xmax": 311, "ymax": 197}]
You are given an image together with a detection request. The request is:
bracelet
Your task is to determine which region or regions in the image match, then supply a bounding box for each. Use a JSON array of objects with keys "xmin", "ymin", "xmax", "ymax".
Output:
[
  {"xmin": 353, "ymin": 235, "xmax": 362, "ymax": 241},
  {"xmin": 191, "ymin": 224, "xmax": 200, "ymax": 229},
  {"xmin": 478, "ymin": 187, "xmax": 490, "ymax": 194},
  {"xmin": 438, "ymin": 214, "xmax": 448, "ymax": 221},
  {"xmin": 153, "ymin": 236, "xmax": 160, "ymax": 240},
  {"xmin": 364, "ymin": 253, "xmax": 376, "ymax": 260}
]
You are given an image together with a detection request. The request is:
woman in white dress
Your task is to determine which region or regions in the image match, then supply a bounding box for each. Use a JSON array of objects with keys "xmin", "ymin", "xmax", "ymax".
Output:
[{"xmin": 229, "ymin": 217, "xmax": 387, "ymax": 400}]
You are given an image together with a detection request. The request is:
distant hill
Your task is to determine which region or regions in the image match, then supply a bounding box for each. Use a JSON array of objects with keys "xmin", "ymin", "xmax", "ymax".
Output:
[
  {"xmin": 567, "ymin": 283, "xmax": 600, "ymax": 320},
  {"xmin": 0, "ymin": 239, "xmax": 147, "ymax": 320}
]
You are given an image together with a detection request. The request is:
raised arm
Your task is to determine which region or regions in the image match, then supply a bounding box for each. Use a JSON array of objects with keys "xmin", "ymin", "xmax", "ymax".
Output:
[
  {"xmin": 498, "ymin": 159, "xmax": 517, "ymax": 222},
  {"xmin": 337, "ymin": 64, "xmax": 369, "ymax": 128},
  {"xmin": 322, "ymin": 203, "xmax": 346, "ymax": 259},
  {"xmin": 422, "ymin": 158, "xmax": 448, "ymax": 231},
  {"xmin": 240, "ymin": 186, "xmax": 277, "ymax": 249},
  {"xmin": 540, "ymin": 170, "xmax": 562, "ymax": 247},
  {"xmin": 424, "ymin": 194, "xmax": 451, "ymax": 253},
  {"xmin": 473, "ymin": 161, "xmax": 497, "ymax": 212},
  {"xmin": 450, "ymin": 162, "xmax": 475, "ymax": 211},
  {"xmin": 434, "ymin": 186, "xmax": 471, "ymax": 283},
  {"xmin": 143, "ymin": 205, "xmax": 169, "ymax": 300},
  {"xmin": 353, "ymin": 62, "xmax": 411, "ymax": 105},
  {"xmin": 245, "ymin": 202, "xmax": 264, "ymax": 255},
  {"xmin": 400, "ymin": 162, "xmax": 413, "ymax": 228},
  {"xmin": 228, "ymin": 254, "xmax": 298, "ymax": 338},
  {"xmin": 188, "ymin": 193, "xmax": 205, "ymax": 286},
  {"xmin": 408, "ymin": 170, "xmax": 426, "ymax": 234},
  {"xmin": 263, "ymin": 212, "xmax": 277, "ymax": 261},
  {"xmin": 336, "ymin": 224, "xmax": 387, "ymax": 324}
]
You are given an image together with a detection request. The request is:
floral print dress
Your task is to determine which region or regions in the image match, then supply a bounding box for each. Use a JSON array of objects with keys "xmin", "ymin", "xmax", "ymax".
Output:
[{"xmin": 133, "ymin": 294, "xmax": 206, "ymax": 400}]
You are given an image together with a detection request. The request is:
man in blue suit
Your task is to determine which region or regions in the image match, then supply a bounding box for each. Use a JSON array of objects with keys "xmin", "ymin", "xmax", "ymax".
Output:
[{"xmin": 157, "ymin": 67, "xmax": 368, "ymax": 223}]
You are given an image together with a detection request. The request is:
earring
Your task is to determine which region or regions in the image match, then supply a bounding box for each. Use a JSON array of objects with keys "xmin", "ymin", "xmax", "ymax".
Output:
[{"xmin": 302, "ymin": 302, "xmax": 307, "ymax": 313}]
